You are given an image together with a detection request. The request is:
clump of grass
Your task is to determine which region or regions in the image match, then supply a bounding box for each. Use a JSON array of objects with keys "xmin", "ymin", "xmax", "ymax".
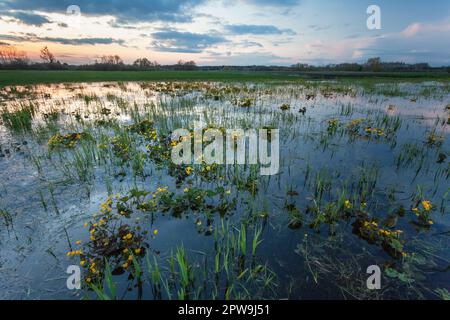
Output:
[
  {"xmin": 0, "ymin": 209, "xmax": 13, "ymax": 228},
  {"xmin": 1, "ymin": 103, "xmax": 35, "ymax": 132}
]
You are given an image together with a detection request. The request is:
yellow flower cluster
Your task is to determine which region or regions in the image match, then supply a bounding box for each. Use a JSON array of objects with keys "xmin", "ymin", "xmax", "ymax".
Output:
[
  {"xmin": 347, "ymin": 118, "xmax": 365, "ymax": 127},
  {"xmin": 156, "ymin": 187, "xmax": 168, "ymax": 193},
  {"xmin": 362, "ymin": 220, "xmax": 402, "ymax": 238},
  {"xmin": 378, "ymin": 229, "xmax": 402, "ymax": 237},
  {"xmin": 412, "ymin": 200, "xmax": 434, "ymax": 225},
  {"xmin": 143, "ymin": 128, "xmax": 157, "ymax": 140},
  {"xmin": 48, "ymin": 133, "xmax": 84, "ymax": 149},
  {"xmin": 363, "ymin": 220, "xmax": 378, "ymax": 228},
  {"xmin": 344, "ymin": 200, "xmax": 352, "ymax": 210},
  {"xmin": 365, "ymin": 127, "xmax": 384, "ymax": 136},
  {"xmin": 100, "ymin": 197, "xmax": 113, "ymax": 214},
  {"xmin": 123, "ymin": 233, "xmax": 133, "ymax": 240},
  {"xmin": 66, "ymin": 249, "xmax": 83, "ymax": 256},
  {"xmin": 152, "ymin": 186, "xmax": 169, "ymax": 199},
  {"xmin": 89, "ymin": 260, "xmax": 99, "ymax": 274},
  {"xmin": 328, "ymin": 119, "xmax": 339, "ymax": 126},
  {"xmin": 421, "ymin": 200, "xmax": 431, "ymax": 211}
]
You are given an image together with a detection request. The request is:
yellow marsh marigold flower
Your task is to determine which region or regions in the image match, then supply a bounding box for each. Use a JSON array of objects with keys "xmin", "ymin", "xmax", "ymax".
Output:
[
  {"xmin": 344, "ymin": 200, "xmax": 351, "ymax": 210},
  {"xmin": 156, "ymin": 187, "xmax": 168, "ymax": 193},
  {"xmin": 122, "ymin": 262, "xmax": 128, "ymax": 269},
  {"xmin": 123, "ymin": 233, "xmax": 133, "ymax": 240},
  {"xmin": 135, "ymin": 248, "xmax": 141, "ymax": 254},
  {"xmin": 80, "ymin": 260, "xmax": 86, "ymax": 266},
  {"xmin": 428, "ymin": 220, "xmax": 433, "ymax": 225},
  {"xmin": 184, "ymin": 188, "xmax": 189, "ymax": 193},
  {"xmin": 422, "ymin": 200, "xmax": 431, "ymax": 211},
  {"xmin": 153, "ymin": 229, "xmax": 159, "ymax": 235},
  {"xmin": 75, "ymin": 240, "xmax": 81, "ymax": 245},
  {"xmin": 185, "ymin": 166, "xmax": 193, "ymax": 175}
]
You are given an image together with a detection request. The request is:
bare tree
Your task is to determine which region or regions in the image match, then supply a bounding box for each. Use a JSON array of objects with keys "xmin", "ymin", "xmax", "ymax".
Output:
[
  {"xmin": 176, "ymin": 60, "xmax": 197, "ymax": 70},
  {"xmin": 99, "ymin": 55, "xmax": 124, "ymax": 65},
  {"xmin": 366, "ymin": 57, "xmax": 381, "ymax": 72},
  {"xmin": 40, "ymin": 46, "xmax": 56, "ymax": 64},
  {"xmin": 0, "ymin": 45, "xmax": 29, "ymax": 65},
  {"xmin": 132, "ymin": 58, "xmax": 159, "ymax": 69}
]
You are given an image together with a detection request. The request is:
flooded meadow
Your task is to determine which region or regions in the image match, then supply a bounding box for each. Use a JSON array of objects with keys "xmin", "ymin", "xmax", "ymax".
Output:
[{"xmin": 0, "ymin": 80, "xmax": 449, "ymax": 299}]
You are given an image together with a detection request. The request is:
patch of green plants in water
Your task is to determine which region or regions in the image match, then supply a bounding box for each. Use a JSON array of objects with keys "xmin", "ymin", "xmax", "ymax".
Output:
[
  {"xmin": 48, "ymin": 132, "xmax": 93, "ymax": 149},
  {"xmin": 1, "ymin": 103, "xmax": 35, "ymax": 132},
  {"xmin": 68, "ymin": 186, "xmax": 274, "ymax": 299}
]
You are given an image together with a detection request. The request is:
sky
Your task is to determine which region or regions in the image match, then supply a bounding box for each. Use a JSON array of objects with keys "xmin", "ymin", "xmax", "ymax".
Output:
[{"xmin": 0, "ymin": 0, "xmax": 449, "ymax": 66}]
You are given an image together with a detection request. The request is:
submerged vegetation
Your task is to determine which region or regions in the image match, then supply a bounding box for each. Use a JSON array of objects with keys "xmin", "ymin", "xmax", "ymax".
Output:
[{"xmin": 0, "ymin": 79, "xmax": 448, "ymax": 300}]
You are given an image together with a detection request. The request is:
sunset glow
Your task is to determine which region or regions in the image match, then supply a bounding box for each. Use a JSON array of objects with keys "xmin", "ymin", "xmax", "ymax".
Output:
[{"xmin": 0, "ymin": 0, "xmax": 449, "ymax": 66}]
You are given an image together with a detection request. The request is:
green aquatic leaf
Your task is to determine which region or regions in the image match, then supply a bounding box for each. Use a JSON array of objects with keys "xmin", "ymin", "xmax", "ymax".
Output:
[
  {"xmin": 435, "ymin": 288, "xmax": 450, "ymax": 300},
  {"xmin": 385, "ymin": 268, "xmax": 414, "ymax": 284}
]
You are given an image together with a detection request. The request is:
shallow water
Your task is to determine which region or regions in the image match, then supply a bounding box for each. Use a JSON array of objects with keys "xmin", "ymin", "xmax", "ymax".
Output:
[{"xmin": 0, "ymin": 81, "xmax": 448, "ymax": 299}]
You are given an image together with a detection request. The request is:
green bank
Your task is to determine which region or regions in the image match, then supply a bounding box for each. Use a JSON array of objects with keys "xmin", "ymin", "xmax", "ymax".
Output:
[{"xmin": 0, "ymin": 70, "xmax": 449, "ymax": 87}]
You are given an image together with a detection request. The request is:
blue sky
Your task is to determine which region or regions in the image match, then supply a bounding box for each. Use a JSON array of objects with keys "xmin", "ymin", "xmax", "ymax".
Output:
[{"xmin": 0, "ymin": 0, "xmax": 448, "ymax": 65}]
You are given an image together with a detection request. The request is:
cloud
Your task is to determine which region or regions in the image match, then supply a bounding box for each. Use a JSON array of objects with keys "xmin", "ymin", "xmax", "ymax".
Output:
[
  {"xmin": 402, "ymin": 21, "xmax": 450, "ymax": 38},
  {"xmin": 0, "ymin": 10, "xmax": 51, "ymax": 26},
  {"xmin": 107, "ymin": 20, "xmax": 138, "ymax": 29},
  {"xmin": 243, "ymin": 0, "xmax": 300, "ymax": 6},
  {"xmin": 308, "ymin": 24, "xmax": 331, "ymax": 32},
  {"xmin": 0, "ymin": 33, "xmax": 125, "ymax": 46},
  {"xmin": 203, "ymin": 50, "xmax": 292, "ymax": 65},
  {"xmin": 1, "ymin": 0, "xmax": 206, "ymax": 23},
  {"xmin": 44, "ymin": 37, "xmax": 125, "ymax": 46},
  {"xmin": 402, "ymin": 23, "xmax": 422, "ymax": 38},
  {"xmin": 150, "ymin": 30, "xmax": 227, "ymax": 53},
  {"xmin": 299, "ymin": 19, "xmax": 450, "ymax": 66},
  {"xmin": 237, "ymin": 40, "xmax": 263, "ymax": 48},
  {"xmin": 225, "ymin": 24, "xmax": 296, "ymax": 35}
]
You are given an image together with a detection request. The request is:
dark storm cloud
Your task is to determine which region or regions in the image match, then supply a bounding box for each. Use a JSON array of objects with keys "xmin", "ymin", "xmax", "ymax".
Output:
[
  {"xmin": 225, "ymin": 24, "xmax": 296, "ymax": 35},
  {"xmin": 150, "ymin": 30, "xmax": 227, "ymax": 53},
  {"xmin": 0, "ymin": 10, "xmax": 51, "ymax": 26},
  {"xmin": 1, "ymin": 0, "xmax": 206, "ymax": 23}
]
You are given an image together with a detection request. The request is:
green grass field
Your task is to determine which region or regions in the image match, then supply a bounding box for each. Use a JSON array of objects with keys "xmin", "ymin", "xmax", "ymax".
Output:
[{"xmin": 0, "ymin": 70, "xmax": 449, "ymax": 87}]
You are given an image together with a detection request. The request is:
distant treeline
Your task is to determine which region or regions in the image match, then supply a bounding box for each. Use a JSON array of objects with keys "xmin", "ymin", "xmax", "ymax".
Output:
[{"xmin": 0, "ymin": 45, "xmax": 449, "ymax": 73}]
